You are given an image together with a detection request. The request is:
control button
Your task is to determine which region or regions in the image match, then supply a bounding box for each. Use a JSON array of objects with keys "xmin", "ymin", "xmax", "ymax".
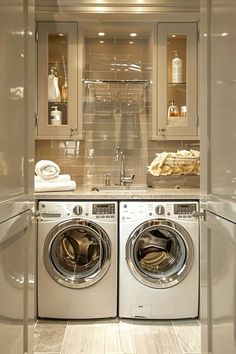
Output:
[
  {"xmin": 155, "ymin": 205, "xmax": 165, "ymax": 215},
  {"xmin": 167, "ymin": 212, "xmax": 171, "ymax": 216},
  {"xmin": 73, "ymin": 205, "xmax": 83, "ymax": 215},
  {"xmin": 149, "ymin": 212, "xmax": 152, "ymax": 216},
  {"xmin": 101, "ymin": 216, "xmax": 105, "ymax": 218},
  {"xmin": 124, "ymin": 204, "xmax": 127, "ymax": 208}
]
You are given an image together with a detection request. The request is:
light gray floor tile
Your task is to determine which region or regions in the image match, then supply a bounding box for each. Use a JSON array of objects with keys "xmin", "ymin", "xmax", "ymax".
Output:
[
  {"xmin": 34, "ymin": 319, "xmax": 67, "ymax": 353},
  {"xmin": 172, "ymin": 319, "xmax": 201, "ymax": 353},
  {"xmin": 132, "ymin": 320, "xmax": 183, "ymax": 354},
  {"xmin": 61, "ymin": 320, "xmax": 107, "ymax": 354}
]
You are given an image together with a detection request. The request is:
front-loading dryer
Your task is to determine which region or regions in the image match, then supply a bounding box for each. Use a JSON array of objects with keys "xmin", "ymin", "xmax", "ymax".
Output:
[
  {"xmin": 37, "ymin": 201, "xmax": 117, "ymax": 319},
  {"xmin": 119, "ymin": 201, "xmax": 199, "ymax": 319}
]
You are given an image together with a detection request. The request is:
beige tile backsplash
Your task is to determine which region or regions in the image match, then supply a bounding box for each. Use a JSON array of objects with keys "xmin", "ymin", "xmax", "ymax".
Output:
[
  {"xmin": 35, "ymin": 138, "xmax": 200, "ymax": 188},
  {"xmin": 35, "ymin": 30, "xmax": 200, "ymax": 189}
]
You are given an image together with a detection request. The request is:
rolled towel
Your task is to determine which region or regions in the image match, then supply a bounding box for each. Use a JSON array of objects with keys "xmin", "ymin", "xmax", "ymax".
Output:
[
  {"xmin": 35, "ymin": 160, "xmax": 60, "ymax": 180},
  {"xmin": 35, "ymin": 180, "xmax": 76, "ymax": 192},
  {"xmin": 35, "ymin": 174, "xmax": 71, "ymax": 184}
]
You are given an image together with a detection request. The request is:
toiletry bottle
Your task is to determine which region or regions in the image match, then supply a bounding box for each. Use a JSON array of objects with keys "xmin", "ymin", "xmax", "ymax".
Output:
[
  {"xmin": 50, "ymin": 106, "xmax": 62, "ymax": 125},
  {"xmin": 48, "ymin": 68, "xmax": 61, "ymax": 102},
  {"xmin": 172, "ymin": 51, "xmax": 182, "ymax": 83},
  {"xmin": 168, "ymin": 101, "xmax": 179, "ymax": 118}
]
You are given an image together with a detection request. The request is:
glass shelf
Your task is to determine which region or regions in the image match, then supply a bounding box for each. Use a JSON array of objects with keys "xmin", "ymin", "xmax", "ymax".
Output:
[
  {"xmin": 168, "ymin": 82, "xmax": 186, "ymax": 86},
  {"xmin": 48, "ymin": 101, "xmax": 68, "ymax": 104}
]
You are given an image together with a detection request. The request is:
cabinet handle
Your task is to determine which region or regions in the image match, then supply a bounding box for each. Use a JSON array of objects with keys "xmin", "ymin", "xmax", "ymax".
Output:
[
  {"xmin": 35, "ymin": 112, "xmax": 38, "ymax": 127},
  {"xmin": 158, "ymin": 128, "xmax": 166, "ymax": 136},
  {"xmin": 70, "ymin": 128, "xmax": 78, "ymax": 137}
]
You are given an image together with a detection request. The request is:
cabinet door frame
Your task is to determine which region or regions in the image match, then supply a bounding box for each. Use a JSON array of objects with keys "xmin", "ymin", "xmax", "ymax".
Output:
[
  {"xmin": 153, "ymin": 22, "xmax": 198, "ymax": 139},
  {"xmin": 37, "ymin": 22, "xmax": 79, "ymax": 139}
]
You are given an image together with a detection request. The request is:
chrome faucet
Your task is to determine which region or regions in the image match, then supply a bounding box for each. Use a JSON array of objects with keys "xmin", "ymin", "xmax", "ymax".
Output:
[{"xmin": 113, "ymin": 147, "xmax": 135, "ymax": 186}]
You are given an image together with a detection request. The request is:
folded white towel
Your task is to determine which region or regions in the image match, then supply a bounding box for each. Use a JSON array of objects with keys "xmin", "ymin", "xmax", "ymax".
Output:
[
  {"xmin": 35, "ymin": 160, "xmax": 60, "ymax": 180},
  {"xmin": 35, "ymin": 174, "xmax": 71, "ymax": 184},
  {"xmin": 35, "ymin": 180, "xmax": 76, "ymax": 192}
]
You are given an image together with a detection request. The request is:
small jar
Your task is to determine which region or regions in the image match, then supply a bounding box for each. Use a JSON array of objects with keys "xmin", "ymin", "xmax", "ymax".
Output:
[
  {"xmin": 50, "ymin": 106, "xmax": 62, "ymax": 125},
  {"xmin": 180, "ymin": 105, "xmax": 187, "ymax": 117}
]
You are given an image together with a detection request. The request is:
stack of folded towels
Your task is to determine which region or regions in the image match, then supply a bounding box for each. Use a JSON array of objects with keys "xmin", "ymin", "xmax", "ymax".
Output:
[{"xmin": 35, "ymin": 160, "xmax": 76, "ymax": 192}]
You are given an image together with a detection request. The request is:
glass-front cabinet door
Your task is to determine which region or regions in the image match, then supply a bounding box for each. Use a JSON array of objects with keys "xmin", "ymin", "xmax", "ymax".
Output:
[
  {"xmin": 37, "ymin": 22, "xmax": 79, "ymax": 139},
  {"xmin": 155, "ymin": 23, "xmax": 198, "ymax": 138}
]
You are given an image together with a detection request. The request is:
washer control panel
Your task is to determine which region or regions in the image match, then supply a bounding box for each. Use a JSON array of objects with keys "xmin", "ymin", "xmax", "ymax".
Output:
[{"xmin": 38, "ymin": 201, "xmax": 117, "ymax": 221}]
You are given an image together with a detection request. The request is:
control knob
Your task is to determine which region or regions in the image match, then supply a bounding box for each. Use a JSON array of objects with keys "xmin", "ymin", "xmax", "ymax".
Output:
[
  {"xmin": 73, "ymin": 205, "xmax": 83, "ymax": 215},
  {"xmin": 155, "ymin": 205, "xmax": 165, "ymax": 215}
]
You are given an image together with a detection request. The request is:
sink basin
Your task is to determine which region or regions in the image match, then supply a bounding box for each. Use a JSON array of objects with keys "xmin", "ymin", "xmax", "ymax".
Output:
[{"xmin": 90, "ymin": 185, "xmax": 149, "ymax": 193}]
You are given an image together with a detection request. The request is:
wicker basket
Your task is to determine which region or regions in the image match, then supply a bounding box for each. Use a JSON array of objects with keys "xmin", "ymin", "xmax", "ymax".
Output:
[{"xmin": 165, "ymin": 156, "xmax": 199, "ymax": 167}]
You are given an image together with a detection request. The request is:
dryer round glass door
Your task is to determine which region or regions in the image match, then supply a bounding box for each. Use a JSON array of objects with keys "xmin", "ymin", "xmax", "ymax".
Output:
[
  {"xmin": 126, "ymin": 219, "xmax": 194, "ymax": 288},
  {"xmin": 43, "ymin": 219, "xmax": 111, "ymax": 289}
]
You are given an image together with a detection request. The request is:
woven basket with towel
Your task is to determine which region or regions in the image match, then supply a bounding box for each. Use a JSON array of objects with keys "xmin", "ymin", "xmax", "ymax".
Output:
[{"xmin": 148, "ymin": 150, "xmax": 200, "ymax": 177}]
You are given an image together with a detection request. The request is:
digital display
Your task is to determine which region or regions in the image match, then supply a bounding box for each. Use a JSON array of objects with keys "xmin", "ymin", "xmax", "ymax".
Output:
[
  {"xmin": 93, "ymin": 203, "xmax": 115, "ymax": 215},
  {"xmin": 174, "ymin": 203, "xmax": 197, "ymax": 214}
]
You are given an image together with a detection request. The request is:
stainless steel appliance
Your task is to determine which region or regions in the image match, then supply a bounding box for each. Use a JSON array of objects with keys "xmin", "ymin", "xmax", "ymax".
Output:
[
  {"xmin": 119, "ymin": 201, "xmax": 199, "ymax": 319},
  {"xmin": 38, "ymin": 201, "xmax": 118, "ymax": 319}
]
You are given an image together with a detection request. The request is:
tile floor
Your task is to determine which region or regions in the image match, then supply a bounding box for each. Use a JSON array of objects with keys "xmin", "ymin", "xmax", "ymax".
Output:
[{"xmin": 34, "ymin": 318, "xmax": 201, "ymax": 354}]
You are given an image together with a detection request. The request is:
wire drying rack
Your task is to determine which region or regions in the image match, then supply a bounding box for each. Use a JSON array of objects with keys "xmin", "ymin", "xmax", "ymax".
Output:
[{"xmin": 83, "ymin": 79, "xmax": 151, "ymax": 113}]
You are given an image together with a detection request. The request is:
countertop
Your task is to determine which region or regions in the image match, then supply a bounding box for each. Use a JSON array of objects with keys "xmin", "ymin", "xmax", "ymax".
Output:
[{"xmin": 35, "ymin": 186, "xmax": 200, "ymax": 200}]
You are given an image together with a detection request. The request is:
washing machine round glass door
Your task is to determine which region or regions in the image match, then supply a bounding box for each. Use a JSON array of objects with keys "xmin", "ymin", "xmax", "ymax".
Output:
[
  {"xmin": 43, "ymin": 219, "xmax": 111, "ymax": 289},
  {"xmin": 126, "ymin": 219, "xmax": 194, "ymax": 289}
]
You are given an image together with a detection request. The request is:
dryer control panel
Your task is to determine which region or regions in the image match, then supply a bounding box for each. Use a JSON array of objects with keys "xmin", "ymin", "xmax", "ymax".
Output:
[{"xmin": 120, "ymin": 201, "xmax": 199, "ymax": 221}]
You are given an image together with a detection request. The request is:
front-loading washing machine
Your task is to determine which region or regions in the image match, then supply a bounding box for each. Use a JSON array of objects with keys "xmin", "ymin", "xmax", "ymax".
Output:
[
  {"xmin": 37, "ymin": 201, "xmax": 117, "ymax": 319},
  {"xmin": 119, "ymin": 201, "xmax": 199, "ymax": 319}
]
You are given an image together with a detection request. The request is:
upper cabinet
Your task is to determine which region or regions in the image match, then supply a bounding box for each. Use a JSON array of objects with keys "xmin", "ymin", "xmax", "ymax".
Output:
[
  {"xmin": 37, "ymin": 22, "xmax": 82, "ymax": 139},
  {"xmin": 36, "ymin": 21, "xmax": 198, "ymax": 141},
  {"xmin": 152, "ymin": 23, "xmax": 198, "ymax": 139}
]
